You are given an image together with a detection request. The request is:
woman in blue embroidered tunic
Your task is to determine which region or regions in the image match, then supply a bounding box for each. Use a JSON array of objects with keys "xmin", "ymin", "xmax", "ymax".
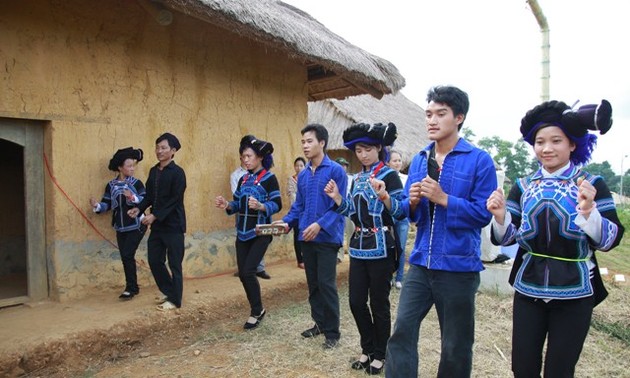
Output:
[
  {"xmin": 90, "ymin": 147, "xmax": 146, "ymax": 300},
  {"xmin": 325, "ymin": 122, "xmax": 404, "ymax": 375},
  {"xmin": 215, "ymin": 135, "xmax": 282, "ymax": 330},
  {"xmin": 486, "ymin": 100, "xmax": 625, "ymax": 377}
]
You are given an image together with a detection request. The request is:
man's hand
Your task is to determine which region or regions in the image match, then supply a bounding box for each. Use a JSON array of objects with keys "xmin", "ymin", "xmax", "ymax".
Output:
[
  {"xmin": 409, "ymin": 182, "xmax": 422, "ymax": 207},
  {"xmin": 302, "ymin": 222, "xmax": 321, "ymax": 242},
  {"xmin": 141, "ymin": 213, "xmax": 156, "ymax": 226},
  {"xmin": 418, "ymin": 176, "xmax": 447, "ymax": 206}
]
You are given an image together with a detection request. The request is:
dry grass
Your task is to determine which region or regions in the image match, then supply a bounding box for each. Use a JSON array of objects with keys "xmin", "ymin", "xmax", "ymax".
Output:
[{"xmin": 90, "ymin": 280, "xmax": 630, "ymax": 378}]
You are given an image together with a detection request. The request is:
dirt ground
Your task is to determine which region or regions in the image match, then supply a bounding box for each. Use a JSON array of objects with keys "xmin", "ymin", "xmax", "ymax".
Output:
[
  {"xmin": 0, "ymin": 258, "xmax": 327, "ymax": 377},
  {"xmin": 2, "ymin": 256, "xmax": 629, "ymax": 377}
]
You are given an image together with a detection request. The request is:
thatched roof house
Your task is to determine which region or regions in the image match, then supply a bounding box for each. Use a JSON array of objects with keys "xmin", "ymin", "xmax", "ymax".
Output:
[
  {"xmin": 164, "ymin": 0, "xmax": 405, "ymax": 100},
  {"xmin": 1, "ymin": 0, "xmax": 406, "ymax": 304},
  {"xmin": 308, "ymin": 92, "xmax": 428, "ymax": 171}
]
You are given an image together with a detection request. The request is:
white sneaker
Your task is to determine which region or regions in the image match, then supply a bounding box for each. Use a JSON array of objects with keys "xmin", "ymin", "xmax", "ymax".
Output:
[
  {"xmin": 155, "ymin": 294, "xmax": 168, "ymax": 304},
  {"xmin": 156, "ymin": 301, "xmax": 177, "ymax": 311},
  {"xmin": 395, "ymin": 281, "xmax": 403, "ymax": 289}
]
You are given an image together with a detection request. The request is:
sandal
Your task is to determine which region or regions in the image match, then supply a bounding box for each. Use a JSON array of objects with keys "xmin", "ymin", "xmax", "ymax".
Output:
[
  {"xmin": 119, "ymin": 291, "xmax": 135, "ymax": 300},
  {"xmin": 243, "ymin": 309, "xmax": 266, "ymax": 330},
  {"xmin": 351, "ymin": 354, "xmax": 372, "ymax": 370}
]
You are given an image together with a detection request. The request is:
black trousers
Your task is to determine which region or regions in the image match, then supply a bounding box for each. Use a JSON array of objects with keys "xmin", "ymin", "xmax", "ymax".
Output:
[
  {"xmin": 236, "ymin": 236, "xmax": 271, "ymax": 316},
  {"xmin": 293, "ymin": 227, "xmax": 303, "ymax": 264},
  {"xmin": 349, "ymin": 256, "xmax": 393, "ymax": 361},
  {"xmin": 115, "ymin": 227, "xmax": 146, "ymax": 293},
  {"xmin": 512, "ymin": 291, "xmax": 594, "ymax": 378},
  {"xmin": 302, "ymin": 242, "xmax": 340, "ymax": 340},
  {"xmin": 147, "ymin": 232, "xmax": 185, "ymax": 307}
]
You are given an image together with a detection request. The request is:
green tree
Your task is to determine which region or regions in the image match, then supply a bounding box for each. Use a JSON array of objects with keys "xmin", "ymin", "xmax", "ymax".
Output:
[
  {"xmin": 478, "ymin": 136, "xmax": 535, "ymax": 184},
  {"xmin": 460, "ymin": 127, "xmax": 476, "ymax": 143},
  {"xmin": 583, "ymin": 161, "xmax": 616, "ymax": 183}
]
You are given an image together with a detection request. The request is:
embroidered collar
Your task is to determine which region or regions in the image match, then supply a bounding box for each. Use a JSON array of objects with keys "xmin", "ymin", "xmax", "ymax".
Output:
[
  {"xmin": 531, "ymin": 162, "xmax": 578, "ymax": 180},
  {"xmin": 243, "ymin": 168, "xmax": 267, "ymax": 185},
  {"xmin": 368, "ymin": 161, "xmax": 385, "ymax": 179}
]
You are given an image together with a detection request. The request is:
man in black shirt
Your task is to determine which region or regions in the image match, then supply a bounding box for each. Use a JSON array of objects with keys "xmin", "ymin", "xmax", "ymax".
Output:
[{"xmin": 129, "ymin": 133, "xmax": 187, "ymax": 311}]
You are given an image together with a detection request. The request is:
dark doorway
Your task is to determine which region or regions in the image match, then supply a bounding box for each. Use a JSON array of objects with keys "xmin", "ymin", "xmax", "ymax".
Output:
[{"xmin": 0, "ymin": 139, "xmax": 27, "ymax": 299}]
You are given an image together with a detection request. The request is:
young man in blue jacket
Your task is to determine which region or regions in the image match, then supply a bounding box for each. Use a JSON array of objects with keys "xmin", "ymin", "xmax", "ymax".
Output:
[
  {"xmin": 278, "ymin": 123, "xmax": 347, "ymax": 349},
  {"xmin": 385, "ymin": 86, "xmax": 497, "ymax": 377}
]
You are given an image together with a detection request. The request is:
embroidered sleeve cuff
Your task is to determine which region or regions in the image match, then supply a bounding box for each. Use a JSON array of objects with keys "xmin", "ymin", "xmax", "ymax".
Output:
[
  {"xmin": 574, "ymin": 207, "xmax": 602, "ymax": 244},
  {"xmin": 491, "ymin": 211, "xmax": 511, "ymax": 241}
]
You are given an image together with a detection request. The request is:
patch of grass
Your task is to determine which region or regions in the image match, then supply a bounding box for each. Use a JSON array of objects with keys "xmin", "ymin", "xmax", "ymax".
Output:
[
  {"xmin": 596, "ymin": 204, "xmax": 630, "ymax": 276},
  {"xmin": 591, "ymin": 317, "xmax": 630, "ymax": 347}
]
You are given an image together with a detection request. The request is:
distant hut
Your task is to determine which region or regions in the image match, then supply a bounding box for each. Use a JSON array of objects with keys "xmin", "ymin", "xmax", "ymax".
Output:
[{"xmin": 308, "ymin": 92, "xmax": 428, "ymax": 172}]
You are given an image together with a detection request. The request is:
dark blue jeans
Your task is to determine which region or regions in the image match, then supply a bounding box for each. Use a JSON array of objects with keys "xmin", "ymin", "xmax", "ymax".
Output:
[
  {"xmin": 302, "ymin": 242, "xmax": 340, "ymax": 340},
  {"xmin": 394, "ymin": 220, "xmax": 409, "ymax": 283},
  {"xmin": 385, "ymin": 265, "xmax": 480, "ymax": 378}
]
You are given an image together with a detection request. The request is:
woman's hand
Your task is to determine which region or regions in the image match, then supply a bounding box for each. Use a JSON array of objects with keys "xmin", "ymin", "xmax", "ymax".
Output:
[
  {"xmin": 370, "ymin": 178, "xmax": 385, "ymax": 193},
  {"xmin": 324, "ymin": 179, "xmax": 343, "ymax": 205},
  {"xmin": 215, "ymin": 195, "xmax": 229, "ymax": 210},
  {"xmin": 486, "ymin": 188, "xmax": 506, "ymax": 225},
  {"xmin": 370, "ymin": 178, "xmax": 390, "ymax": 202},
  {"xmin": 248, "ymin": 196, "xmax": 264, "ymax": 211},
  {"xmin": 89, "ymin": 197, "xmax": 98, "ymax": 208},
  {"xmin": 123, "ymin": 189, "xmax": 134, "ymax": 201},
  {"xmin": 576, "ymin": 177, "xmax": 597, "ymax": 218},
  {"xmin": 127, "ymin": 208, "xmax": 140, "ymax": 218}
]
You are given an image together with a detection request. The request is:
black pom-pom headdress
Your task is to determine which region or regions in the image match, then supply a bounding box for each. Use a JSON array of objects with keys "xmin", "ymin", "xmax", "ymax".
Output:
[
  {"xmin": 108, "ymin": 147, "xmax": 143, "ymax": 171},
  {"xmin": 342, "ymin": 122, "xmax": 397, "ymax": 150},
  {"xmin": 520, "ymin": 99, "xmax": 613, "ymax": 165}
]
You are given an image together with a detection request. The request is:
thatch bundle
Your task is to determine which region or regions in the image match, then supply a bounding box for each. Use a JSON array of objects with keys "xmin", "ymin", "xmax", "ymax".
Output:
[{"xmin": 309, "ymin": 92, "xmax": 428, "ymax": 169}]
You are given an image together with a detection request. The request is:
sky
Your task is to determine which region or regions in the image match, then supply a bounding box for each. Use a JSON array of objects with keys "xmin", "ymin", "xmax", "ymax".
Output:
[{"xmin": 284, "ymin": 0, "xmax": 630, "ymax": 174}]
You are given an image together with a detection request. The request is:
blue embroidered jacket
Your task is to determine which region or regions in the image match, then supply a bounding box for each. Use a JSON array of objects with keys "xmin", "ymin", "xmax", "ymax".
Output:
[
  {"xmin": 495, "ymin": 164, "xmax": 624, "ymax": 301},
  {"xmin": 227, "ymin": 168, "xmax": 282, "ymax": 241},
  {"xmin": 336, "ymin": 162, "xmax": 404, "ymax": 259},
  {"xmin": 96, "ymin": 176, "xmax": 145, "ymax": 232}
]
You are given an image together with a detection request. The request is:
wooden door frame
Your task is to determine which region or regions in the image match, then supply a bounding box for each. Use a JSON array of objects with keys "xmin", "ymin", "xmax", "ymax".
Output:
[{"xmin": 0, "ymin": 118, "xmax": 47, "ymax": 307}]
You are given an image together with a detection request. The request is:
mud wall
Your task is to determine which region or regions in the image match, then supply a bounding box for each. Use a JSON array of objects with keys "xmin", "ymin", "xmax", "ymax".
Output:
[{"xmin": 0, "ymin": 0, "xmax": 306, "ymax": 300}]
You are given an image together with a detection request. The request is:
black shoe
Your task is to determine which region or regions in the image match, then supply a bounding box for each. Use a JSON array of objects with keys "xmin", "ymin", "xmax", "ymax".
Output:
[
  {"xmin": 351, "ymin": 354, "xmax": 372, "ymax": 370},
  {"xmin": 256, "ymin": 271, "xmax": 271, "ymax": 279},
  {"xmin": 367, "ymin": 359, "xmax": 384, "ymax": 375},
  {"xmin": 119, "ymin": 291, "xmax": 135, "ymax": 300},
  {"xmin": 492, "ymin": 253, "xmax": 511, "ymax": 264},
  {"xmin": 322, "ymin": 338, "xmax": 339, "ymax": 349},
  {"xmin": 301, "ymin": 325, "xmax": 322, "ymax": 338},
  {"xmin": 243, "ymin": 309, "xmax": 266, "ymax": 330}
]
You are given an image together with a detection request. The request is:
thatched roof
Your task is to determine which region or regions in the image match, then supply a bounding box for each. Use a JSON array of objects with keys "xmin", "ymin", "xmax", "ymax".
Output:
[
  {"xmin": 160, "ymin": 0, "xmax": 405, "ymax": 100},
  {"xmin": 308, "ymin": 92, "xmax": 428, "ymax": 168}
]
